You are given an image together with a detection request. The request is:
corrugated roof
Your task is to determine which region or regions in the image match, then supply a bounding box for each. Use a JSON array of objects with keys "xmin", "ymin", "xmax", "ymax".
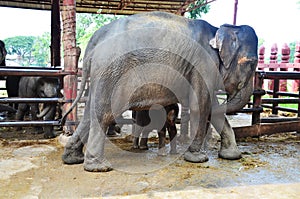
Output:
[{"xmin": 0, "ymin": 0, "xmax": 203, "ymax": 15}]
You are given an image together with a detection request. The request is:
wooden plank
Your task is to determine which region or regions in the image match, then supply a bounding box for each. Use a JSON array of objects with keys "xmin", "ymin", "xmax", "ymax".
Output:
[{"xmin": 233, "ymin": 120, "xmax": 300, "ymax": 138}]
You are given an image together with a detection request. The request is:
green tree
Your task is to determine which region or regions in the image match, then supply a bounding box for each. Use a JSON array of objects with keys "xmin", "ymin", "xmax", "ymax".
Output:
[
  {"xmin": 76, "ymin": 13, "xmax": 120, "ymax": 55},
  {"xmin": 186, "ymin": 0, "xmax": 210, "ymax": 19},
  {"xmin": 4, "ymin": 36, "xmax": 35, "ymax": 66},
  {"xmin": 32, "ymin": 32, "xmax": 51, "ymax": 66},
  {"xmin": 289, "ymin": 42, "xmax": 296, "ymax": 63},
  {"xmin": 258, "ymin": 38, "xmax": 265, "ymax": 48}
]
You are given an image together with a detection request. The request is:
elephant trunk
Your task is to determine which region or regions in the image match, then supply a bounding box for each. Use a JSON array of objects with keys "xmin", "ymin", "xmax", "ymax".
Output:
[
  {"xmin": 225, "ymin": 78, "xmax": 253, "ymax": 114},
  {"xmin": 37, "ymin": 105, "xmax": 52, "ymax": 118},
  {"xmin": 213, "ymin": 78, "xmax": 253, "ymax": 114}
]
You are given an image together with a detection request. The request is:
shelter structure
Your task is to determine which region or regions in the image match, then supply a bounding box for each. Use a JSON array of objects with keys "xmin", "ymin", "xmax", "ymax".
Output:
[{"xmin": 0, "ymin": 0, "xmax": 215, "ymax": 15}]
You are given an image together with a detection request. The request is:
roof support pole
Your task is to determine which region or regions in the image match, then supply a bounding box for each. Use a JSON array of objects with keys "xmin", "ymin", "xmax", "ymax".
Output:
[
  {"xmin": 51, "ymin": 0, "xmax": 61, "ymax": 67},
  {"xmin": 62, "ymin": 0, "xmax": 80, "ymax": 134},
  {"xmin": 233, "ymin": 0, "xmax": 238, "ymax": 25}
]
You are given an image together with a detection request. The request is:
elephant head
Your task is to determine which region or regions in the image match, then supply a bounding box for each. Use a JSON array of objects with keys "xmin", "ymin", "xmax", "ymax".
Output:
[
  {"xmin": 0, "ymin": 40, "xmax": 7, "ymax": 66},
  {"xmin": 210, "ymin": 24, "xmax": 258, "ymax": 112}
]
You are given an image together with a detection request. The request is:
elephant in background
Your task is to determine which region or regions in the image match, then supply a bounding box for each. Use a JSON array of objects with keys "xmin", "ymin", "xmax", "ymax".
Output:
[
  {"xmin": 16, "ymin": 76, "xmax": 60, "ymax": 138},
  {"xmin": 0, "ymin": 40, "xmax": 6, "ymax": 66},
  {"xmin": 0, "ymin": 40, "xmax": 17, "ymax": 113},
  {"xmin": 132, "ymin": 103, "xmax": 179, "ymax": 156},
  {"xmin": 61, "ymin": 11, "xmax": 258, "ymax": 172}
]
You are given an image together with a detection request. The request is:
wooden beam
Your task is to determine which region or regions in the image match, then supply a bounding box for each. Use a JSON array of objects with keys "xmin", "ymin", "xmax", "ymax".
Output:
[{"xmin": 233, "ymin": 120, "xmax": 300, "ymax": 138}]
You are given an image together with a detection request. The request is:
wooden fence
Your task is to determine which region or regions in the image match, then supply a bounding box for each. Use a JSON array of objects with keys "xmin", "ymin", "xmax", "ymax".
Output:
[{"xmin": 234, "ymin": 41, "xmax": 300, "ymax": 138}]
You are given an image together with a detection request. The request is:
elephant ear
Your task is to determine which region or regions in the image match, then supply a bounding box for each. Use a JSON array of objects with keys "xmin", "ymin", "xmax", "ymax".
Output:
[{"xmin": 209, "ymin": 24, "xmax": 240, "ymax": 69}]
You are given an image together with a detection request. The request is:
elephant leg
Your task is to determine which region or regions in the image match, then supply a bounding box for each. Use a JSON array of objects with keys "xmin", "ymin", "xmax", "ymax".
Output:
[
  {"xmin": 43, "ymin": 105, "xmax": 56, "ymax": 139},
  {"xmin": 218, "ymin": 116, "xmax": 242, "ymax": 160},
  {"xmin": 62, "ymin": 100, "xmax": 91, "ymax": 164},
  {"xmin": 178, "ymin": 105, "xmax": 189, "ymax": 144},
  {"xmin": 184, "ymin": 89, "xmax": 210, "ymax": 163},
  {"xmin": 16, "ymin": 103, "xmax": 27, "ymax": 131},
  {"xmin": 83, "ymin": 103, "xmax": 113, "ymax": 172},
  {"xmin": 62, "ymin": 118, "xmax": 88, "ymax": 164},
  {"xmin": 30, "ymin": 103, "xmax": 43, "ymax": 134},
  {"xmin": 139, "ymin": 130, "xmax": 149, "ymax": 150},
  {"xmin": 158, "ymin": 126, "xmax": 167, "ymax": 156},
  {"xmin": 168, "ymin": 124, "xmax": 177, "ymax": 154},
  {"xmin": 107, "ymin": 122, "xmax": 117, "ymax": 137}
]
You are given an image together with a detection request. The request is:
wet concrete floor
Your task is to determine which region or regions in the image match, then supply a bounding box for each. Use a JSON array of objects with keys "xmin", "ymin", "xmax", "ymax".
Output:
[{"xmin": 0, "ymin": 113, "xmax": 299, "ymax": 198}]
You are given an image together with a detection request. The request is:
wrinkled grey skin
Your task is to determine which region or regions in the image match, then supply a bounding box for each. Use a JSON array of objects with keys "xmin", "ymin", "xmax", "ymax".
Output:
[
  {"xmin": 62, "ymin": 12, "xmax": 258, "ymax": 172},
  {"xmin": 133, "ymin": 104, "xmax": 179, "ymax": 156},
  {"xmin": 16, "ymin": 77, "xmax": 60, "ymax": 138}
]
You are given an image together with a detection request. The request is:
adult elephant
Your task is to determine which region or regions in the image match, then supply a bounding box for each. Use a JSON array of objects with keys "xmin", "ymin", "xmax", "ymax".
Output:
[{"xmin": 61, "ymin": 11, "xmax": 258, "ymax": 172}]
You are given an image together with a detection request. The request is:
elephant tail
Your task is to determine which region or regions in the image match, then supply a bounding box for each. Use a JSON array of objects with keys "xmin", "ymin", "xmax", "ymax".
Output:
[{"xmin": 60, "ymin": 57, "xmax": 91, "ymax": 126}]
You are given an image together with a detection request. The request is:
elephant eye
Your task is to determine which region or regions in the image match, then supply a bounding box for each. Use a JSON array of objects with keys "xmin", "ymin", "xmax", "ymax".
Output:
[{"xmin": 237, "ymin": 82, "xmax": 244, "ymax": 90}]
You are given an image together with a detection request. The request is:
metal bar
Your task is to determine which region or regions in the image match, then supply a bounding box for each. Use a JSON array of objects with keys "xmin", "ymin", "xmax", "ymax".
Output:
[
  {"xmin": 0, "ymin": 68, "xmax": 74, "ymax": 76},
  {"xmin": 0, "ymin": 97, "xmax": 65, "ymax": 103},
  {"xmin": 0, "ymin": 121, "xmax": 61, "ymax": 127}
]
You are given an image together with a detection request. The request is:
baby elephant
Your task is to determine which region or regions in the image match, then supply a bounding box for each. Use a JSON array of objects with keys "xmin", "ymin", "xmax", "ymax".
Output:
[
  {"xmin": 16, "ymin": 76, "xmax": 60, "ymax": 138},
  {"xmin": 132, "ymin": 104, "xmax": 179, "ymax": 156}
]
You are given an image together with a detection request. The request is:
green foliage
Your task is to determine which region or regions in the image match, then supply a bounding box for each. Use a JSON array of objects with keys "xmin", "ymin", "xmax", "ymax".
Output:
[
  {"xmin": 32, "ymin": 32, "xmax": 51, "ymax": 66},
  {"xmin": 258, "ymin": 38, "xmax": 265, "ymax": 48},
  {"xmin": 4, "ymin": 34, "xmax": 50, "ymax": 67},
  {"xmin": 76, "ymin": 13, "xmax": 120, "ymax": 56},
  {"xmin": 289, "ymin": 42, "xmax": 296, "ymax": 63},
  {"xmin": 186, "ymin": 0, "xmax": 210, "ymax": 19},
  {"xmin": 4, "ymin": 36, "xmax": 35, "ymax": 66}
]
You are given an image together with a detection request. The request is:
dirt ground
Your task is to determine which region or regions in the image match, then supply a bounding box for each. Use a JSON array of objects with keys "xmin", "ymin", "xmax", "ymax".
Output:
[{"xmin": 0, "ymin": 113, "xmax": 299, "ymax": 198}]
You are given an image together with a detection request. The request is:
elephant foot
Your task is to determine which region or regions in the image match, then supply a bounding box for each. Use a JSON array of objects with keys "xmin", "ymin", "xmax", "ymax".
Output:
[
  {"xmin": 62, "ymin": 147, "xmax": 84, "ymax": 165},
  {"xmin": 139, "ymin": 145, "xmax": 149, "ymax": 150},
  {"xmin": 219, "ymin": 147, "xmax": 242, "ymax": 160},
  {"xmin": 132, "ymin": 137, "xmax": 139, "ymax": 149},
  {"xmin": 184, "ymin": 151, "xmax": 208, "ymax": 163},
  {"xmin": 139, "ymin": 138, "xmax": 148, "ymax": 150},
  {"xmin": 44, "ymin": 132, "xmax": 56, "ymax": 139},
  {"xmin": 83, "ymin": 158, "xmax": 113, "ymax": 172},
  {"xmin": 158, "ymin": 147, "xmax": 167, "ymax": 156},
  {"xmin": 34, "ymin": 127, "xmax": 44, "ymax": 134}
]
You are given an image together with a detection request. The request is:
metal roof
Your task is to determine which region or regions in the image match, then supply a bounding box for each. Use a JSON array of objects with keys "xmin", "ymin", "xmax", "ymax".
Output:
[{"xmin": 0, "ymin": 0, "xmax": 208, "ymax": 15}]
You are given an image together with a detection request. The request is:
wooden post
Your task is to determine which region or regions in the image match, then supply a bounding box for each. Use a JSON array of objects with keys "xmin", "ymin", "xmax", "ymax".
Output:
[
  {"xmin": 51, "ymin": 0, "xmax": 61, "ymax": 67},
  {"xmin": 258, "ymin": 45, "xmax": 265, "ymax": 66},
  {"xmin": 268, "ymin": 43, "xmax": 278, "ymax": 91},
  {"xmin": 252, "ymin": 72, "xmax": 264, "ymax": 125},
  {"xmin": 233, "ymin": 0, "xmax": 238, "ymax": 25},
  {"xmin": 279, "ymin": 43, "xmax": 290, "ymax": 91},
  {"xmin": 61, "ymin": 0, "xmax": 80, "ymax": 134}
]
